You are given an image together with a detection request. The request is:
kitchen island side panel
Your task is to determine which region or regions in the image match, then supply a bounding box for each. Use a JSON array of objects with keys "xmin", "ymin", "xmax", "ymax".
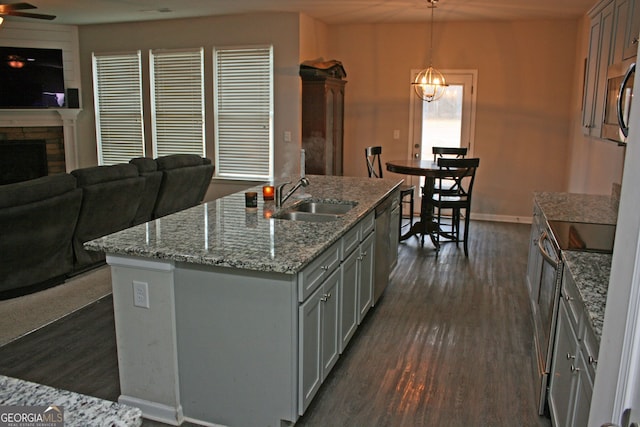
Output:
[
  {"xmin": 174, "ymin": 264, "xmax": 299, "ymax": 427},
  {"xmin": 108, "ymin": 256, "xmax": 183, "ymax": 425}
]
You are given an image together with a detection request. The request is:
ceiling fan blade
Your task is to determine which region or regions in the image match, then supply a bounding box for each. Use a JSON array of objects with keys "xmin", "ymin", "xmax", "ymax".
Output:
[
  {"xmin": 4, "ymin": 10, "xmax": 55, "ymax": 20},
  {"xmin": 0, "ymin": 3, "xmax": 37, "ymax": 13}
]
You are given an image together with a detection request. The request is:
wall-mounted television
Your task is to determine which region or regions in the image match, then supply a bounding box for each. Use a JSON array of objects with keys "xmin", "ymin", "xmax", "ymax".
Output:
[{"xmin": 0, "ymin": 46, "xmax": 65, "ymax": 108}]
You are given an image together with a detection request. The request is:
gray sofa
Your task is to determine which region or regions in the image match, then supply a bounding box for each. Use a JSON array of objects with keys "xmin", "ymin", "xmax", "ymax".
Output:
[
  {"xmin": 0, "ymin": 174, "xmax": 82, "ymax": 298},
  {"xmin": 0, "ymin": 154, "xmax": 213, "ymax": 299}
]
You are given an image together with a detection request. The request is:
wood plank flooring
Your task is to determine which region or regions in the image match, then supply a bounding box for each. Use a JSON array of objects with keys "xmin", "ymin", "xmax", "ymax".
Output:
[{"xmin": 0, "ymin": 221, "xmax": 551, "ymax": 427}]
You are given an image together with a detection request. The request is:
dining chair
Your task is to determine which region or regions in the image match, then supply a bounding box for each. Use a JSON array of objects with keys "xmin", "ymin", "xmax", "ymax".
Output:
[
  {"xmin": 365, "ymin": 146, "xmax": 415, "ymax": 237},
  {"xmin": 432, "ymin": 146, "xmax": 468, "ymax": 161},
  {"xmin": 429, "ymin": 157, "xmax": 480, "ymax": 256},
  {"xmin": 432, "ymin": 146, "xmax": 468, "ymax": 195}
]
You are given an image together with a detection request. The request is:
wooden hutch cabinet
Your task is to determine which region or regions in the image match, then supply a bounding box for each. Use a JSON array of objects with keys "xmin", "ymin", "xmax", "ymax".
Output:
[{"xmin": 301, "ymin": 75, "xmax": 346, "ymax": 176}]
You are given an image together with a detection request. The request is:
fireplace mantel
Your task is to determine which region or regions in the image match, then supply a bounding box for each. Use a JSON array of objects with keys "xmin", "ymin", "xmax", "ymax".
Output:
[{"xmin": 0, "ymin": 108, "xmax": 82, "ymax": 172}]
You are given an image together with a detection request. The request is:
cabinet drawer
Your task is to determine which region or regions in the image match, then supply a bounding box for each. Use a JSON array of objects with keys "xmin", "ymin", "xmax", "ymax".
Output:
[
  {"xmin": 341, "ymin": 225, "xmax": 360, "ymax": 259},
  {"xmin": 298, "ymin": 240, "xmax": 341, "ymax": 302},
  {"xmin": 360, "ymin": 211, "xmax": 375, "ymax": 237}
]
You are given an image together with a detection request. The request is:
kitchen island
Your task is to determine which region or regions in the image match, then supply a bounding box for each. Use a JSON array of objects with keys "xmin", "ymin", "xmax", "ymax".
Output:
[{"xmin": 86, "ymin": 175, "xmax": 402, "ymax": 427}]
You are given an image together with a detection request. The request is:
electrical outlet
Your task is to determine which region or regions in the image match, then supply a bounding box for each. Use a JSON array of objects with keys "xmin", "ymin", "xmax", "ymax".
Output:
[
  {"xmin": 133, "ymin": 281, "xmax": 149, "ymax": 308},
  {"xmin": 284, "ymin": 131, "xmax": 292, "ymax": 142},
  {"xmin": 393, "ymin": 129, "xmax": 400, "ymax": 140}
]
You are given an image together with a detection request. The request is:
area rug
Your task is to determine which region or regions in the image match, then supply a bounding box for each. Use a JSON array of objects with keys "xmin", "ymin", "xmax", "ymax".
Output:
[{"xmin": 0, "ymin": 266, "xmax": 112, "ymax": 346}]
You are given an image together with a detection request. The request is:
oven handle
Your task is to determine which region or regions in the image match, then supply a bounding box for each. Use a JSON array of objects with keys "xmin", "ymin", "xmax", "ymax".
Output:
[
  {"xmin": 617, "ymin": 62, "xmax": 635, "ymax": 138},
  {"xmin": 538, "ymin": 230, "xmax": 559, "ymax": 267}
]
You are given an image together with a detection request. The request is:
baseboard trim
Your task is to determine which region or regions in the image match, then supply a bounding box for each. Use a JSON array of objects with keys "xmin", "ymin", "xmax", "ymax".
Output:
[
  {"xmin": 119, "ymin": 395, "xmax": 184, "ymax": 426},
  {"xmin": 470, "ymin": 213, "xmax": 533, "ymax": 224}
]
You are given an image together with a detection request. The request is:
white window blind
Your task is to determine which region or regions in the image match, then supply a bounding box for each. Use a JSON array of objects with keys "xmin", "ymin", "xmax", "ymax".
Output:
[
  {"xmin": 150, "ymin": 48, "xmax": 205, "ymax": 157},
  {"xmin": 92, "ymin": 51, "xmax": 144, "ymax": 165},
  {"xmin": 214, "ymin": 46, "xmax": 273, "ymax": 180}
]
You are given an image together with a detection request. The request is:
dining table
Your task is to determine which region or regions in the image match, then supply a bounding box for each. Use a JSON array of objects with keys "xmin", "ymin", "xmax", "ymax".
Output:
[{"xmin": 386, "ymin": 158, "xmax": 449, "ymax": 248}]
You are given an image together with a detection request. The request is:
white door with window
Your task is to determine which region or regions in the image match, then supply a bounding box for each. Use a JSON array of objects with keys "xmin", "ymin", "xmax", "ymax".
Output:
[{"xmin": 408, "ymin": 70, "xmax": 477, "ymax": 206}]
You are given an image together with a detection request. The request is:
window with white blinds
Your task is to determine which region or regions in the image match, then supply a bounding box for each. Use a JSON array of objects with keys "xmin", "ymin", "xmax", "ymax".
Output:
[
  {"xmin": 214, "ymin": 46, "xmax": 273, "ymax": 180},
  {"xmin": 150, "ymin": 48, "xmax": 205, "ymax": 157},
  {"xmin": 92, "ymin": 51, "xmax": 145, "ymax": 165}
]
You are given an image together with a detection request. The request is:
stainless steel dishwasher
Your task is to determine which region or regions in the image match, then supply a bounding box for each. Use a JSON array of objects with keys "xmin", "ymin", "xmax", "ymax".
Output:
[{"xmin": 374, "ymin": 194, "xmax": 397, "ymax": 303}]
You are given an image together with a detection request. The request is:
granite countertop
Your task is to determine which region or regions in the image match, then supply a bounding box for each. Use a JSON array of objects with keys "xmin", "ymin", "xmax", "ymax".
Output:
[
  {"xmin": 562, "ymin": 251, "xmax": 612, "ymax": 340},
  {"xmin": 86, "ymin": 175, "xmax": 402, "ymax": 274},
  {"xmin": 0, "ymin": 375, "xmax": 142, "ymax": 427},
  {"xmin": 534, "ymin": 191, "xmax": 616, "ymax": 342},
  {"xmin": 534, "ymin": 192, "xmax": 618, "ymax": 224}
]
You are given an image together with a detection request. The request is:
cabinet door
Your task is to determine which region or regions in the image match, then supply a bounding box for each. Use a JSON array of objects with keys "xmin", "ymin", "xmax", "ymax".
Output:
[
  {"xmin": 583, "ymin": 2, "xmax": 615, "ymax": 136},
  {"xmin": 571, "ymin": 351, "xmax": 594, "ymax": 427},
  {"xmin": 623, "ymin": 0, "xmax": 640, "ymax": 59},
  {"xmin": 340, "ymin": 249, "xmax": 359, "ymax": 353},
  {"xmin": 358, "ymin": 232, "xmax": 375, "ymax": 323},
  {"xmin": 299, "ymin": 286, "xmax": 323, "ymax": 414},
  {"xmin": 321, "ymin": 269, "xmax": 340, "ymax": 378},
  {"xmin": 549, "ymin": 300, "xmax": 579, "ymax": 427},
  {"xmin": 298, "ymin": 268, "xmax": 342, "ymax": 414}
]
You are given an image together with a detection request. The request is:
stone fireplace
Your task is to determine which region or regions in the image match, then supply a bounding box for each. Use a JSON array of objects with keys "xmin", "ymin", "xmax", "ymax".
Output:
[
  {"xmin": 0, "ymin": 109, "xmax": 81, "ymax": 180},
  {"xmin": 0, "ymin": 127, "xmax": 65, "ymax": 184}
]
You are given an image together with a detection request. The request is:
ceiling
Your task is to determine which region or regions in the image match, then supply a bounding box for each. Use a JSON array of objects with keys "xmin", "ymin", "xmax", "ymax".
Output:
[{"xmin": 6, "ymin": 0, "xmax": 597, "ymax": 26}]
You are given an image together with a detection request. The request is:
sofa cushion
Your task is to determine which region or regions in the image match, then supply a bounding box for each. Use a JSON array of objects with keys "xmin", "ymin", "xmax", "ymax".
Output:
[
  {"xmin": 129, "ymin": 157, "xmax": 158, "ymax": 173},
  {"xmin": 156, "ymin": 154, "xmax": 209, "ymax": 170},
  {"xmin": 0, "ymin": 174, "xmax": 77, "ymax": 209},
  {"xmin": 153, "ymin": 155, "xmax": 214, "ymax": 218},
  {"xmin": 71, "ymin": 163, "xmax": 139, "ymax": 187}
]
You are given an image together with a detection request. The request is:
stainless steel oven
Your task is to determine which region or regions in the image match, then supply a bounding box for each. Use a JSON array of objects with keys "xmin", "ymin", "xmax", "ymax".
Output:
[
  {"xmin": 602, "ymin": 58, "xmax": 635, "ymax": 144},
  {"xmin": 532, "ymin": 227, "xmax": 563, "ymax": 415}
]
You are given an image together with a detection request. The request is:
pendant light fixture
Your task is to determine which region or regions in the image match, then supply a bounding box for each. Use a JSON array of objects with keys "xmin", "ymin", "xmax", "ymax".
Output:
[{"xmin": 412, "ymin": 0, "xmax": 447, "ymax": 102}]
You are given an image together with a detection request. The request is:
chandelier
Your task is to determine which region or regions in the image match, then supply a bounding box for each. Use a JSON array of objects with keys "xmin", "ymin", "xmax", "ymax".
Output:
[{"xmin": 412, "ymin": 0, "xmax": 447, "ymax": 102}]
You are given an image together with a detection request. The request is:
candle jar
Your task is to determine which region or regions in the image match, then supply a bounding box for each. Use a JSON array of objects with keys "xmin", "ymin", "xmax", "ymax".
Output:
[
  {"xmin": 262, "ymin": 185, "xmax": 275, "ymax": 201},
  {"xmin": 245, "ymin": 191, "xmax": 258, "ymax": 209}
]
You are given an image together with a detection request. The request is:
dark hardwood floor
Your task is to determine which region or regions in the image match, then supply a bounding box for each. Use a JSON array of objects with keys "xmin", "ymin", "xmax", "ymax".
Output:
[{"xmin": 0, "ymin": 221, "xmax": 551, "ymax": 427}]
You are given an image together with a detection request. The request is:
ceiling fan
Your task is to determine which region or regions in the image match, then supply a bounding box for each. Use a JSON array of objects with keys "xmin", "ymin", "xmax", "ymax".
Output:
[{"xmin": 0, "ymin": 2, "xmax": 55, "ymax": 21}]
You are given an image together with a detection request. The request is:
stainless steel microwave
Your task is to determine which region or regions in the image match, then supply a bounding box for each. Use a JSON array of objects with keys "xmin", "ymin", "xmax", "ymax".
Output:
[{"xmin": 602, "ymin": 58, "xmax": 635, "ymax": 144}]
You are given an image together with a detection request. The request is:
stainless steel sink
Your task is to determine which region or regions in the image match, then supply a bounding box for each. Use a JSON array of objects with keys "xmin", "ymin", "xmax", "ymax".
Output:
[
  {"xmin": 274, "ymin": 200, "xmax": 356, "ymax": 222},
  {"xmin": 290, "ymin": 200, "xmax": 356, "ymax": 215},
  {"xmin": 275, "ymin": 211, "xmax": 340, "ymax": 222}
]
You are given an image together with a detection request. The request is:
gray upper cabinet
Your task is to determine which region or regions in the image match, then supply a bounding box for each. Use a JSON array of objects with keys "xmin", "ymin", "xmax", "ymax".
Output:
[
  {"xmin": 583, "ymin": 0, "xmax": 639, "ymax": 138},
  {"xmin": 583, "ymin": 0, "xmax": 615, "ymax": 137},
  {"xmin": 615, "ymin": 0, "xmax": 640, "ymax": 60}
]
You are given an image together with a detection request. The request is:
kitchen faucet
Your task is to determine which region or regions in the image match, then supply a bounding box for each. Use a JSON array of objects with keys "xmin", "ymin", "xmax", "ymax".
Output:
[{"xmin": 276, "ymin": 177, "xmax": 310, "ymax": 208}]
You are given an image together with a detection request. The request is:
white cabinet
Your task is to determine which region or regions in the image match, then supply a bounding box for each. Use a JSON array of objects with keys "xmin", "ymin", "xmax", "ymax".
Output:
[
  {"xmin": 548, "ymin": 271, "xmax": 599, "ymax": 427},
  {"xmin": 299, "ymin": 268, "xmax": 340, "ymax": 414},
  {"xmin": 340, "ymin": 212, "xmax": 376, "ymax": 352},
  {"xmin": 299, "ymin": 210, "xmax": 378, "ymax": 414},
  {"xmin": 340, "ymin": 244, "xmax": 359, "ymax": 351},
  {"xmin": 583, "ymin": 0, "xmax": 639, "ymax": 138},
  {"xmin": 613, "ymin": 0, "xmax": 640, "ymax": 61},
  {"xmin": 583, "ymin": 0, "xmax": 615, "ymax": 136},
  {"xmin": 549, "ymin": 300, "xmax": 579, "ymax": 427},
  {"xmin": 623, "ymin": 0, "xmax": 640, "ymax": 59}
]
